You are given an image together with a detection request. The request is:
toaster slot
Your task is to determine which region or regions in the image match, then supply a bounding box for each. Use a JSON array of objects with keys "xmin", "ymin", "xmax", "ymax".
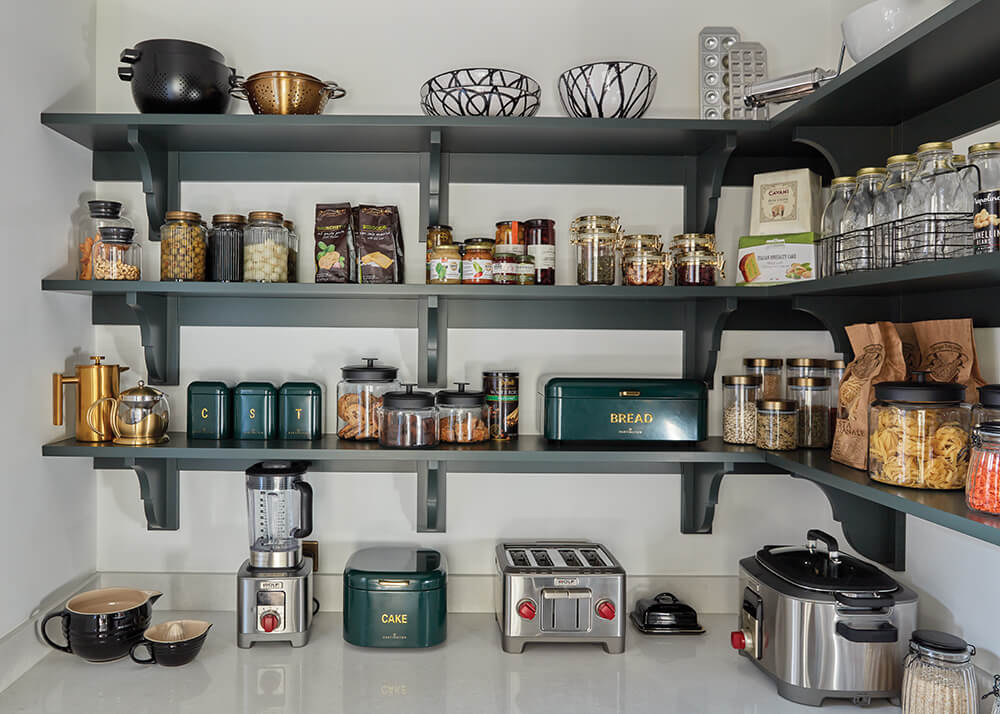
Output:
[
  {"xmin": 580, "ymin": 548, "xmax": 605, "ymax": 568},
  {"xmin": 508, "ymin": 549, "xmax": 530, "ymax": 568},
  {"xmin": 558, "ymin": 549, "xmax": 582, "ymax": 568},
  {"xmin": 540, "ymin": 588, "xmax": 592, "ymax": 632},
  {"xmin": 530, "ymin": 549, "xmax": 554, "ymax": 567}
]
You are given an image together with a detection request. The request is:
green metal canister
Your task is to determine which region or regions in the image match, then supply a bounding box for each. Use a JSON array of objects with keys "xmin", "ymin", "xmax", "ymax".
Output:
[
  {"xmin": 187, "ymin": 381, "xmax": 231, "ymax": 439},
  {"xmin": 279, "ymin": 382, "xmax": 323, "ymax": 440},
  {"xmin": 232, "ymin": 382, "xmax": 277, "ymax": 440}
]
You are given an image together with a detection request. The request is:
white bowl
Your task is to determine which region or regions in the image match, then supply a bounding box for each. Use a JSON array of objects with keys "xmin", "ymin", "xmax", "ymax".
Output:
[{"xmin": 841, "ymin": 0, "xmax": 952, "ymax": 63}]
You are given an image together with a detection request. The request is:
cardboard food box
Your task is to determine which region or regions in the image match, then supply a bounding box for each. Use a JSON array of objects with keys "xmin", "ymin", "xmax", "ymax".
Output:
[
  {"xmin": 737, "ymin": 232, "xmax": 816, "ymax": 286},
  {"xmin": 750, "ymin": 168, "xmax": 822, "ymax": 236}
]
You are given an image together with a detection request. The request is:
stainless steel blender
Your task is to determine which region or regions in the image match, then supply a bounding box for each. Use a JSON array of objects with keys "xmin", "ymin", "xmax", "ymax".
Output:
[{"xmin": 237, "ymin": 461, "xmax": 315, "ymax": 648}]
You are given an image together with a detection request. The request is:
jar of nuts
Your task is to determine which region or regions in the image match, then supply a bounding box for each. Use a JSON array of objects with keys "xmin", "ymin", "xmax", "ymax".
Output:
[
  {"xmin": 92, "ymin": 226, "xmax": 141, "ymax": 281},
  {"xmin": 622, "ymin": 249, "xmax": 667, "ymax": 286},
  {"xmin": 336, "ymin": 357, "xmax": 399, "ymax": 441},
  {"xmin": 244, "ymin": 211, "xmax": 289, "ymax": 283},
  {"xmin": 436, "ymin": 382, "xmax": 488, "ymax": 443},
  {"xmin": 160, "ymin": 211, "xmax": 207, "ymax": 281}
]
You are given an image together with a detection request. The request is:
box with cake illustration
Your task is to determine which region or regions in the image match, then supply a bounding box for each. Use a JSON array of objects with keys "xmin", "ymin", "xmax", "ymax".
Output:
[{"xmin": 737, "ymin": 232, "xmax": 816, "ymax": 286}]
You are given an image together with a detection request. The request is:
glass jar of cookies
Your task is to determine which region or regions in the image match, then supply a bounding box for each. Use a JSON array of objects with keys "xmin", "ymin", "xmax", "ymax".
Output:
[
  {"xmin": 869, "ymin": 376, "xmax": 970, "ymax": 490},
  {"xmin": 436, "ymin": 382, "xmax": 488, "ymax": 443},
  {"xmin": 336, "ymin": 358, "xmax": 399, "ymax": 441}
]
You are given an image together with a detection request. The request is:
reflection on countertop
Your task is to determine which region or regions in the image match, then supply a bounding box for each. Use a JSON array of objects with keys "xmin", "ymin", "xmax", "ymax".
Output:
[{"xmin": 2, "ymin": 612, "xmax": 897, "ymax": 713}]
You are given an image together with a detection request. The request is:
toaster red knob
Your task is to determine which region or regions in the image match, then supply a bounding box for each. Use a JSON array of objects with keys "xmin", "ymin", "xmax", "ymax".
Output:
[
  {"xmin": 517, "ymin": 600, "xmax": 536, "ymax": 620},
  {"xmin": 596, "ymin": 600, "xmax": 616, "ymax": 620},
  {"xmin": 260, "ymin": 613, "xmax": 279, "ymax": 633},
  {"xmin": 730, "ymin": 630, "xmax": 747, "ymax": 650}
]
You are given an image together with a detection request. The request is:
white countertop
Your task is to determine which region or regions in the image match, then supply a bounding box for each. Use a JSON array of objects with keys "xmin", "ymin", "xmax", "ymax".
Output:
[{"xmin": 1, "ymin": 612, "xmax": 898, "ymax": 713}]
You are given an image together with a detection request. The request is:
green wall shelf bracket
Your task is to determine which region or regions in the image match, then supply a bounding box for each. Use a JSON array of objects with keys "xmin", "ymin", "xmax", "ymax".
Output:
[
  {"xmin": 680, "ymin": 461, "xmax": 786, "ymax": 534},
  {"xmin": 417, "ymin": 460, "xmax": 446, "ymax": 533},
  {"xmin": 682, "ymin": 297, "xmax": 740, "ymax": 387},
  {"xmin": 418, "ymin": 295, "xmax": 448, "ymax": 387},
  {"xmin": 125, "ymin": 291, "xmax": 179, "ymax": 385},
  {"xmin": 95, "ymin": 456, "xmax": 180, "ymax": 531},
  {"xmin": 419, "ymin": 129, "xmax": 449, "ymax": 237},
  {"xmin": 127, "ymin": 126, "xmax": 179, "ymax": 241},
  {"xmin": 687, "ymin": 133, "xmax": 737, "ymax": 234},
  {"xmin": 792, "ymin": 126, "xmax": 897, "ymax": 178}
]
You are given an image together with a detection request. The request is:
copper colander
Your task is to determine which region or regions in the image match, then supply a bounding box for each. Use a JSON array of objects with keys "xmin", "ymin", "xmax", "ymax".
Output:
[{"xmin": 232, "ymin": 71, "xmax": 346, "ymax": 115}]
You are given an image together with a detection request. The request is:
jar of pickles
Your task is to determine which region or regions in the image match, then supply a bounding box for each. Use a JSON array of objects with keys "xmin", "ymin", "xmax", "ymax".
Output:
[
  {"xmin": 208, "ymin": 214, "xmax": 245, "ymax": 282},
  {"xmin": 92, "ymin": 226, "xmax": 141, "ymax": 280},
  {"xmin": 244, "ymin": 211, "xmax": 289, "ymax": 282},
  {"xmin": 160, "ymin": 210, "xmax": 207, "ymax": 281},
  {"xmin": 436, "ymin": 382, "xmax": 488, "ymax": 443},
  {"xmin": 284, "ymin": 220, "xmax": 298, "ymax": 282},
  {"xmin": 495, "ymin": 220, "xmax": 525, "ymax": 256},
  {"xmin": 516, "ymin": 255, "xmax": 535, "ymax": 285},
  {"xmin": 493, "ymin": 252, "xmax": 519, "ymax": 285},
  {"xmin": 462, "ymin": 238, "xmax": 494, "ymax": 284}
]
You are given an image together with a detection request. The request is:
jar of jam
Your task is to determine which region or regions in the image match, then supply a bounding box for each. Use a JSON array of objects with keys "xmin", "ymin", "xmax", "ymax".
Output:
[
  {"xmin": 495, "ymin": 220, "xmax": 525, "ymax": 256},
  {"xmin": 493, "ymin": 252, "xmax": 519, "ymax": 285},
  {"xmin": 517, "ymin": 255, "xmax": 535, "ymax": 285},
  {"xmin": 525, "ymin": 218, "xmax": 555, "ymax": 285},
  {"xmin": 428, "ymin": 242, "xmax": 462, "ymax": 284},
  {"xmin": 674, "ymin": 250, "xmax": 724, "ymax": 286},
  {"xmin": 462, "ymin": 238, "xmax": 495, "ymax": 284}
]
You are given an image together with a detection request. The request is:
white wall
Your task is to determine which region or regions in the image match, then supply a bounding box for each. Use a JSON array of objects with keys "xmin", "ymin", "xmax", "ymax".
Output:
[{"xmin": 0, "ymin": 0, "xmax": 97, "ymax": 640}]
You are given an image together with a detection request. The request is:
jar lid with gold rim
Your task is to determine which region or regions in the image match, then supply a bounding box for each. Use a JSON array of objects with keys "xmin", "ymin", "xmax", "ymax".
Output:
[
  {"xmin": 165, "ymin": 210, "xmax": 202, "ymax": 223},
  {"xmin": 675, "ymin": 249, "xmax": 722, "ymax": 264},
  {"xmin": 787, "ymin": 358, "xmax": 828, "ymax": 368},
  {"xmin": 830, "ymin": 176, "xmax": 857, "ymax": 186},
  {"xmin": 722, "ymin": 375, "xmax": 763, "ymax": 386},
  {"xmin": 671, "ymin": 233, "xmax": 716, "ymax": 250},
  {"xmin": 953, "ymin": 154, "xmax": 966, "ymax": 165},
  {"xmin": 211, "ymin": 214, "xmax": 246, "ymax": 225},
  {"xmin": 968, "ymin": 142, "xmax": 1000, "ymax": 155},
  {"xmin": 462, "ymin": 238, "xmax": 495, "ymax": 251},
  {"xmin": 620, "ymin": 234, "xmax": 663, "ymax": 254},
  {"xmin": 828, "ymin": 359, "xmax": 846, "ymax": 370},
  {"xmin": 756, "ymin": 399, "xmax": 798, "ymax": 412},
  {"xmin": 917, "ymin": 141, "xmax": 953, "ymax": 153},
  {"xmin": 570, "ymin": 215, "xmax": 620, "ymax": 233},
  {"xmin": 623, "ymin": 250, "xmax": 666, "ymax": 264},
  {"xmin": 744, "ymin": 357, "xmax": 783, "ymax": 368},
  {"xmin": 570, "ymin": 232, "xmax": 620, "ymax": 245},
  {"xmin": 283, "ymin": 220, "xmax": 295, "ymax": 230},
  {"xmin": 248, "ymin": 210, "xmax": 284, "ymax": 223},
  {"xmin": 787, "ymin": 377, "xmax": 831, "ymax": 388},
  {"xmin": 886, "ymin": 154, "xmax": 918, "ymax": 165},
  {"xmin": 856, "ymin": 167, "xmax": 888, "ymax": 177}
]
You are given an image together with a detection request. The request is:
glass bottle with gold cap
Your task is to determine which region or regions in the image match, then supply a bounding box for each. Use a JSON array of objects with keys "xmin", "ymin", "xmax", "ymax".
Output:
[
  {"xmin": 873, "ymin": 154, "xmax": 918, "ymax": 268},
  {"xmin": 899, "ymin": 141, "xmax": 966, "ymax": 264},
  {"xmin": 819, "ymin": 177, "xmax": 855, "ymax": 278},
  {"xmin": 965, "ymin": 141, "xmax": 1000, "ymax": 203},
  {"xmin": 839, "ymin": 167, "xmax": 887, "ymax": 272}
]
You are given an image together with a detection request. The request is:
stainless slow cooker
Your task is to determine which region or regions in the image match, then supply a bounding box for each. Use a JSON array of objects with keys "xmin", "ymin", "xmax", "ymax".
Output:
[{"xmin": 733, "ymin": 529, "xmax": 917, "ymax": 707}]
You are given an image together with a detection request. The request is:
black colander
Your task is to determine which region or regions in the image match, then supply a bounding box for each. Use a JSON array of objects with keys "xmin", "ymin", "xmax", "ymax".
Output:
[{"xmin": 118, "ymin": 39, "xmax": 238, "ymax": 114}]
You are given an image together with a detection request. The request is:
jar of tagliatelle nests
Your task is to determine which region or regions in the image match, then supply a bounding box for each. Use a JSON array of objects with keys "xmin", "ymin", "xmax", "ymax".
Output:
[{"xmin": 868, "ymin": 374, "xmax": 970, "ymax": 490}]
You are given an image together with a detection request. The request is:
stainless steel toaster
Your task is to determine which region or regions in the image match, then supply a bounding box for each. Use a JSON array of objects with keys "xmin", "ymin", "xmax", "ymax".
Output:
[{"xmin": 494, "ymin": 540, "xmax": 625, "ymax": 654}]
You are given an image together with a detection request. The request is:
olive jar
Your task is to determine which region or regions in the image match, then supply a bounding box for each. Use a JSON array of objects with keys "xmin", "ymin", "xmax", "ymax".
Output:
[
  {"xmin": 722, "ymin": 375, "xmax": 761, "ymax": 445},
  {"xmin": 436, "ymin": 382, "xmax": 488, "ymax": 443},
  {"xmin": 971, "ymin": 384, "xmax": 1000, "ymax": 427},
  {"xmin": 755, "ymin": 399, "xmax": 798, "ymax": 451},
  {"xmin": 379, "ymin": 384, "xmax": 439, "ymax": 448},
  {"xmin": 160, "ymin": 210, "xmax": 207, "ymax": 281},
  {"xmin": 336, "ymin": 358, "xmax": 399, "ymax": 441},
  {"xmin": 868, "ymin": 375, "xmax": 970, "ymax": 490}
]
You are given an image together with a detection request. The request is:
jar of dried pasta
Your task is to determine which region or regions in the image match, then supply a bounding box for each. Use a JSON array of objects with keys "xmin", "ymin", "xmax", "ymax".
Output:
[
  {"xmin": 868, "ymin": 375, "xmax": 970, "ymax": 490},
  {"xmin": 755, "ymin": 400, "xmax": 798, "ymax": 451}
]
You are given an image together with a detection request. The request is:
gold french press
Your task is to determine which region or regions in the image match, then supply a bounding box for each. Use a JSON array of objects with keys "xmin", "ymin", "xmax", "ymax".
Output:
[{"xmin": 53, "ymin": 356, "xmax": 129, "ymax": 442}]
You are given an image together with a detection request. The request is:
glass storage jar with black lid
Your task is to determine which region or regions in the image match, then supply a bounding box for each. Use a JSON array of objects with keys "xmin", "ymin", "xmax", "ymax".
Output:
[
  {"xmin": 524, "ymin": 218, "xmax": 555, "ymax": 285},
  {"xmin": 160, "ymin": 210, "xmax": 207, "ymax": 281},
  {"xmin": 92, "ymin": 226, "xmax": 141, "ymax": 280},
  {"xmin": 284, "ymin": 220, "xmax": 298, "ymax": 282},
  {"xmin": 787, "ymin": 376, "xmax": 831, "ymax": 448},
  {"xmin": 208, "ymin": 214, "xmax": 245, "ymax": 282},
  {"xmin": 744, "ymin": 358, "xmax": 783, "ymax": 400},
  {"xmin": 869, "ymin": 374, "xmax": 970, "ymax": 490},
  {"xmin": 379, "ymin": 384, "xmax": 438, "ymax": 448},
  {"xmin": 244, "ymin": 211, "xmax": 289, "ymax": 282},
  {"xmin": 77, "ymin": 200, "xmax": 131, "ymax": 280},
  {"xmin": 461, "ymin": 238, "xmax": 495, "ymax": 284},
  {"xmin": 755, "ymin": 399, "xmax": 798, "ymax": 451},
  {"xmin": 787, "ymin": 358, "xmax": 828, "ymax": 381},
  {"xmin": 722, "ymin": 375, "xmax": 761, "ymax": 445},
  {"xmin": 436, "ymin": 382, "xmax": 487, "ymax": 443},
  {"xmin": 337, "ymin": 358, "xmax": 399, "ymax": 441},
  {"xmin": 972, "ymin": 385, "xmax": 1000, "ymax": 427},
  {"xmin": 673, "ymin": 250, "xmax": 724, "ymax": 286},
  {"xmin": 901, "ymin": 630, "xmax": 977, "ymax": 714}
]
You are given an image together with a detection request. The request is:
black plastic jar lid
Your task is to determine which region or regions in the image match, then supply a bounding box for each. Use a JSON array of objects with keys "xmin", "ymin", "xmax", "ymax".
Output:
[
  {"xmin": 88, "ymin": 200, "xmax": 123, "ymax": 218},
  {"xmin": 910, "ymin": 629, "xmax": 971, "ymax": 654},
  {"xmin": 978, "ymin": 385, "xmax": 1000, "ymax": 408},
  {"xmin": 341, "ymin": 357, "xmax": 398, "ymax": 382},
  {"xmin": 97, "ymin": 226, "xmax": 135, "ymax": 243},
  {"xmin": 436, "ymin": 382, "xmax": 484, "ymax": 407},
  {"xmin": 874, "ymin": 375, "xmax": 965, "ymax": 403},
  {"xmin": 383, "ymin": 384, "xmax": 435, "ymax": 409},
  {"xmin": 976, "ymin": 421, "xmax": 1000, "ymax": 438}
]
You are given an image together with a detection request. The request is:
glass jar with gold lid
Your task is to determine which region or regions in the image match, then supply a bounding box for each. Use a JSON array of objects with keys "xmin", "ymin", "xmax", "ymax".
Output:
[
  {"xmin": 244, "ymin": 211, "xmax": 289, "ymax": 283},
  {"xmin": 674, "ymin": 250, "xmax": 724, "ymax": 287},
  {"xmin": 622, "ymin": 250, "xmax": 667, "ymax": 286},
  {"xmin": 160, "ymin": 210, "xmax": 207, "ymax": 281},
  {"xmin": 620, "ymin": 233, "xmax": 663, "ymax": 255},
  {"xmin": 572, "ymin": 232, "xmax": 619, "ymax": 285},
  {"xmin": 670, "ymin": 233, "xmax": 716, "ymax": 256},
  {"xmin": 571, "ymin": 215, "xmax": 620, "ymax": 234}
]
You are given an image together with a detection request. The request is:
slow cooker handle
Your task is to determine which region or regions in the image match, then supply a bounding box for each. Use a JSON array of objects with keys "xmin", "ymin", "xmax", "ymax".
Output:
[
  {"xmin": 834, "ymin": 592, "xmax": 896, "ymax": 609},
  {"xmin": 807, "ymin": 529, "xmax": 840, "ymax": 563},
  {"xmin": 836, "ymin": 621, "xmax": 898, "ymax": 643}
]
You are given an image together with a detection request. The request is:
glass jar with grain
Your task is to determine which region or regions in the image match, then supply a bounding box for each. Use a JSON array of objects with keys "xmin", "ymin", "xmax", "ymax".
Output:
[
  {"xmin": 787, "ymin": 377, "xmax": 831, "ymax": 448},
  {"xmin": 160, "ymin": 210, "xmax": 207, "ymax": 281},
  {"xmin": 77, "ymin": 200, "xmax": 131, "ymax": 280},
  {"xmin": 744, "ymin": 358, "xmax": 783, "ymax": 400},
  {"xmin": 901, "ymin": 630, "xmax": 977, "ymax": 714},
  {"xmin": 722, "ymin": 375, "xmax": 761, "ymax": 445},
  {"xmin": 755, "ymin": 399, "xmax": 798, "ymax": 451}
]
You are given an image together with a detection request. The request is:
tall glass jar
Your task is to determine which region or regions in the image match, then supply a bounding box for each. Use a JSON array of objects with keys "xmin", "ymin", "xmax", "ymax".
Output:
[
  {"xmin": 819, "ymin": 177, "xmax": 855, "ymax": 278},
  {"xmin": 873, "ymin": 155, "xmax": 918, "ymax": 268},
  {"xmin": 899, "ymin": 141, "xmax": 966, "ymax": 264},
  {"xmin": 868, "ymin": 377, "xmax": 970, "ymax": 489},
  {"xmin": 160, "ymin": 210, "xmax": 207, "ymax": 281},
  {"xmin": 901, "ymin": 630, "xmax": 977, "ymax": 714},
  {"xmin": 839, "ymin": 168, "xmax": 887, "ymax": 273},
  {"xmin": 972, "ymin": 385, "xmax": 1000, "ymax": 427},
  {"xmin": 495, "ymin": 220, "xmax": 525, "ymax": 256},
  {"xmin": 967, "ymin": 142, "xmax": 1000, "ymax": 192},
  {"xmin": 755, "ymin": 400, "xmax": 798, "ymax": 451},
  {"xmin": 379, "ymin": 385, "xmax": 439, "ymax": 448},
  {"xmin": 722, "ymin": 375, "xmax": 761, "ymax": 445},
  {"xmin": 787, "ymin": 376, "xmax": 830, "ymax": 448},
  {"xmin": 744, "ymin": 358, "xmax": 783, "ymax": 400},
  {"xmin": 573, "ymin": 234, "xmax": 618, "ymax": 285},
  {"xmin": 284, "ymin": 220, "xmax": 299, "ymax": 283},
  {"xmin": 92, "ymin": 226, "xmax": 141, "ymax": 281},
  {"xmin": 208, "ymin": 214, "xmax": 245, "ymax": 282},
  {"xmin": 436, "ymin": 382, "xmax": 488, "ymax": 443},
  {"xmin": 966, "ymin": 421, "xmax": 1000, "ymax": 515},
  {"xmin": 336, "ymin": 358, "xmax": 399, "ymax": 441},
  {"xmin": 525, "ymin": 218, "xmax": 556, "ymax": 285},
  {"xmin": 77, "ymin": 200, "xmax": 131, "ymax": 280},
  {"xmin": 786, "ymin": 358, "xmax": 828, "ymax": 381},
  {"xmin": 244, "ymin": 211, "xmax": 289, "ymax": 282}
]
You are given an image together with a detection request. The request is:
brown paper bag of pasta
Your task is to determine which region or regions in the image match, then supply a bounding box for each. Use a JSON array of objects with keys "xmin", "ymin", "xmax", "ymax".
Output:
[
  {"xmin": 831, "ymin": 322, "xmax": 907, "ymax": 470},
  {"xmin": 893, "ymin": 323, "xmax": 921, "ymax": 378},
  {"xmin": 911, "ymin": 319, "xmax": 986, "ymax": 402}
]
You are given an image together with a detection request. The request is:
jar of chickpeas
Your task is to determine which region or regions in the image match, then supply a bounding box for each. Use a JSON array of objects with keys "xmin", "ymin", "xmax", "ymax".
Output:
[
  {"xmin": 160, "ymin": 211, "xmax": 207, "ymax": 281},
  {"xmin": 244, "ymin": 211, "xmax": 289, "ymax": 283}
]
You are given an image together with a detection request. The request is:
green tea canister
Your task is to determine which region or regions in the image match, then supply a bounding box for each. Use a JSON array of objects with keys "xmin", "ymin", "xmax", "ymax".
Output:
[
  {"xmin": 278, "ymin": 382, "xmax": 323, "ymax": 440},
  {"xmin": 187, "ymin": 381, "xmax": 231, "ymax": 439}
]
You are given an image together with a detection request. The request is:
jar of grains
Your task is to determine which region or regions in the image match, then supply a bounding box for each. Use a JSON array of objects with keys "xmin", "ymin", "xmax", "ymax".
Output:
[
  {"xmin": 160, "ymin": 210, "xmax": 207, "ymax": 281},
  {"xmin": 744, "ymin": 358, "xmax": 784, "ymax": 400},
  {"xmin": 495, "ymin": 220, "xmax": 525, "ymax": 256},
  {"xmin": 787, "ymin": 377, "xmax": 831, "ymax": 448},
  {"xmin": 92, "ymin": 226, "xmax": 141, "ymax": 281},
  {"xmin": 208, "ymin": 214, "xmax": 245, "ymax": 282},
  {"xmin": 244, "ymin": 211, "xmax": 289, "ymax": 282},
  {"xmin": 722, "ymin": 375, "xmax": 761, "ymax": 445},
  {"xmin": 524, "ymin": 218, "xmax": 555, "ymax": 285},
  {"xmin": 76, "ymin": 200, "xmax": 131, "ymax": 280},
  {"xmin": 284, "ymin": 220, "xmax": 298, "ymax": 282},
  {"xmin": 901, "ymin": 630, "xmax": 977, "ymax": 714},
  {"xmin": 755, "ymin": 399, "xmax": 798, "ymax": 451},
  {"xmin": 461, "ymin": 238, "xmax": 494, "ymax": 284}
]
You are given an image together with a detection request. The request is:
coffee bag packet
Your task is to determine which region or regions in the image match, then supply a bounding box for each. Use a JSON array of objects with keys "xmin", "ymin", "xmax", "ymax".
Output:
[
  {"xmin": 893, "ymin": 323, "xmax": 921, "ymax": 378},
  {"xmin": 315, "ymin": 203, "xmax": 354, "ymax": 283},
  {"xmin": 831, "ymin": 322, "xmax": 907, "ymax": 470},
  {"xmin": 354, "ymin": 204, "xmax": 404, "ymax": 283},
  {"xmin": 912, "ymin": 318, "xmax": 986, "ymax": 402}
]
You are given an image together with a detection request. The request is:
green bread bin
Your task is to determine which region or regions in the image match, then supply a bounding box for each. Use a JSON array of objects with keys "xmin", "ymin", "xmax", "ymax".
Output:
[{"xmin": 343, "ymin": 547, "xmax": 447, "ymax": 648}]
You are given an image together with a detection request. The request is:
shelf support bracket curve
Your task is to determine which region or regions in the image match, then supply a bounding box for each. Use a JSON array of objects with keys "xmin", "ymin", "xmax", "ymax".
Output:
[
  {"xmin": 127, "ymin": 126, "xmax": 179, "ymax": 241},
  {"xmin": 417, "ymin": 460, "xmax": 446, "ymax": 533},
  {"xmin": 125, "ymin": 291, "xmax": 179, "ymax": 386},
  {"xmin": 686, "ymin": 132, "xmax": 737, "ymax": 234},
  {"xmin": 681, "ymin": 461, "xmax": 783, "ymax": 533},
  {"xmin": 126, "ymin": 457, "xmax": 180, "ymax": 531},
  {"xmin": 419, "ymin": 129, "xmax": 449, "ymax": 239},
  {"xmin": 418, "ymin": 295, "xmax": 447, "ymax": 387},
  {"xmin": 682, "ymin": 297, "xmax": 739, "ymax": 388}
]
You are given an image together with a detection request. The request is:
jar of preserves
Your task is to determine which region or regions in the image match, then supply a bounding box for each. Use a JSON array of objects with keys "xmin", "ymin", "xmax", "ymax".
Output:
[
  {"xmin": 492, "ymin": 252, "xmax": 519, "ymax": 285},
  {"xmin": 869, "ymin": 375, "xmax": 970, "ymax": 489},
  {"xmin": 208, "ymin": 214, "xmax": 245, "ymax": 282},
  {"xmin": 244, "ymin": 211, "xmax": 289, "ymax": 282},
  {"xmin": 379, "ymin": 384, "xmax": 439, "ymax": 448},
  {"xmin": 674, "ymin": 250, "xmax": 723, "ymax": 286},
  {"xmin": 426, "ymin": 225, "xmax": 454, "ymax": 283},
  {"xmin": 77, "ymin": 200, "xmax": 131, "ymax": 280},
  {"xmin": 516, "ymin": 255, "xmax": 535, "ymax": 285},
  {"xmin": 786, "ymin": 358, "xmax": 828, "ymax": 381},
  {"xmin": 972, "ymin": 385, "xmax": 1000, "ymax": 427},
  {"xmin": 461, "ymin": 238, "xmax": 494, "ymax": 284},
  {"xmin": 495, "ymin": 220, "xmax": 525, "ymax": 256},
  {"xmin": 284, "ymin": 220, "xmax": 299, "ymax": 282},
  {"xmin": 722, "ymin": 375, "xmax": 761, "ymax": 445},
  {"xmin": 901, "ymin": 630, "xmax": 977, "ymax": 714},
  {"xmin": 966, "ymin": 421, "xmax": 1000, "ymax": 515},
  {"xmin": 160, "ymin": 210, "xmax": 207, "ymax": 281},
  {"xmin": 92, "ymin": 226, "xmax": 141, "ymax": 281},
  {"xmin": 744, "ymin": 358, "xmax": 783, "ymax": 400},
  {"xmin": 787, "ymin": 376, "xmax": 831, "ymax": 448},
  {"xmin": 436, "ymin": 382, "xmax": 487, "ymax": 443},
  {"xmin": 623, "ymin": 250, "xmax": 666, "ymax": 286},
  {"xmin": 336, "ymin": 357, "xmax": 399, "ymax": 441},
  {"xmin": 755, "ymin": 399, "xmax": 798, "ymax": 451},
  {"xmin": 524, "ymin": 218, "xmax": 555, "ymax": 285},
  {"xmin": 572, "ymin": 233, "xmax": 618, "ymax": 285}
]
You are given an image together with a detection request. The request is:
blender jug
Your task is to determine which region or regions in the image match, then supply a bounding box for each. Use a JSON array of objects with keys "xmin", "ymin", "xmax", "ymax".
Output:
[{"xmin": 246, "ymin": 462, "xmax": 313, "ymax": 569}]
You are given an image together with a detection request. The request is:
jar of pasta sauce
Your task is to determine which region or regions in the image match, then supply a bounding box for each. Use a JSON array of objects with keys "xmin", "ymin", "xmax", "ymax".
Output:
[
  {"xmin": 462, "ymin": 238, "xmax": 495, "ymax": 284},
  {"xmin": 525, "ymin": 218, "xmax": 555, "ymax": 285}
]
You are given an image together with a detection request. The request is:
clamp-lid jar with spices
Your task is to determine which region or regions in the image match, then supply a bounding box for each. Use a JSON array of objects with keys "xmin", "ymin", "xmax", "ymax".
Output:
[
  {"xmin": 379, "ymin": 385, "xmax": 438, "ymax": 448},
  {"xmin": 971, "ymin": 385, "xmax": 1000, "ymax": 427},
  {"xmin": 244, "ymin": 211, "xmax": 289, "ymax": 283},
  {"xmin": 722, "ymin": 375, "xmax": 761, "ymax": 445},
  {"xmin": 92, "ymin": 226, "xmax": 141, "ymax": 281},
  {"xmin": 436, "ymin": 382, "xmax": 488, "ymax": 443},
  {"xmin": 622, "ymin": 250, "xmax": 667, "ymax": 286},
  {"xmin": 571, "ymin": 215, "xmax": 621, "ymax": 286},
  {"xmin": 337, "ymin": 358, "xmax": 399, "ymax": 441},
  {"xmin": 160, "ymin": 210, "xmax": 207, "ymax": 281},
  {"xmin": 901, "ymin": 630, "xmax": 978, "ymax": 714},
  {"xmin": 787, "ymin": 377, "xmax": 831, "ymax": 448},
  {"xmin": 744, "ymin": 358, "xmax": 783, "ymax": 400},
  {"xmin": 755, "ymin": 399, "xmax": 798, "ymax": 451},
  {"xmin": 868, "ymin": 374, "xmax": 970, "ymax": 490},
  {"xmin": 208, "ymin": 214, "xmax": 245, "ymax": 282},
  {"xmin": 461, "ymin": 238, "xmax": 494, "ymax": 284},
  {"xmin": 77, "ymin": 200, "xmax": 131, "ymax": 280}
]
